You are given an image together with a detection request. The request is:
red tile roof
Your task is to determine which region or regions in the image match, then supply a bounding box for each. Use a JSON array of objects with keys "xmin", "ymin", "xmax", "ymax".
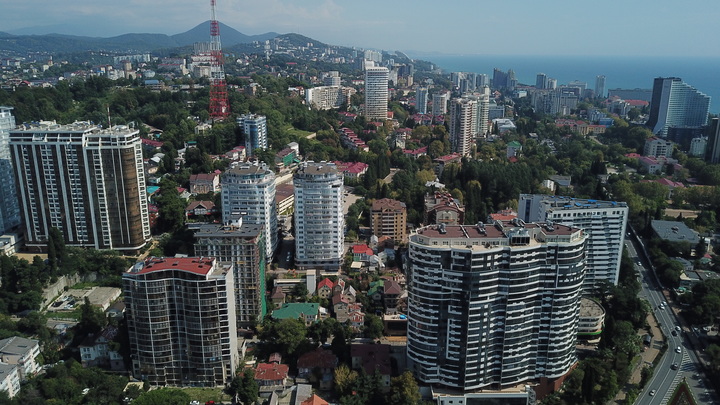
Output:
[
  {"xmin": 301, "ymin": 395, "xmax": 329, "ymax": 405},
  {"xmin": 255, "ymin": 363, "xmax": 289, "ymax": 382},
  {"xmin": 133, "ymin": 257, "xmax": 216, "ymax": 276},
  {"xmin": 297, "ymin": 349, "xmax": 338, "ymax": 370},
  {"xmin": 318, "ymin": 278, "xmax": 334, "ymax": 291}
]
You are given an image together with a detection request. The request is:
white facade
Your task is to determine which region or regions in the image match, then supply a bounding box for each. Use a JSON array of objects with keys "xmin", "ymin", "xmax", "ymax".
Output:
[
  {"xmin": 0, "ymin": 364, "xmax": 20, "ymax": 398},
  {"xmin": 448, "ymin": 97, "xmax": 477, "ymax": 156},
  {"xmin": 518, "ymin": 194, "xmax": 628, "ymax": 290},
  {"xmin": 432, "ymin": 92, "xmax": 449, "ymax": 117},
  {"xmin": 364, "ymin": 67, "xmax": 389, "ymax": 121},
  {"xmin": 689, "ymin": 136, "xmax": 707, "ymax": 157},
  {"xmin": 648, "ymin": 77, "xmax": 710, "ymax": 137},
  {"xmin": 306, "ymin": 86, "xmax": 356, "ymax": 110},
  {"xmin": 0, "ymin": 107, "xmax": 20, "ymax": 234},
  {"xmin": 323, "ymin": 71, "xmax": 341, "ymax": 87},
  {"xmin": 221, "ymin": 163, "xmax": 277, "ymax": 259},
  {"xmin": 0, "ymin": 337, "xmax": 41, "ymax": 381},
  {"xmin": 407, "ymin": 221, "xmax": 587, "ymax": 390},
  {"xmin": 237, "ymin": 114, "xmax": 268, "ymax": 157},
  {"xmin": 294, "ymin": 162, "xmax": 344, "ymax": 270},
  {"xmin": 643, "ymin": 136, "xmax": 674, "ymax": 157}
]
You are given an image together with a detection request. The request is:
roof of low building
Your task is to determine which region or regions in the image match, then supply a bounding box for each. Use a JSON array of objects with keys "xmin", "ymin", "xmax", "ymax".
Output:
[
  {"xmin": 297, "ymin": 349, "xmax": 338, "ymax": 370},
  {"xmin": 272, "ymin": 303, "xmax": 319, "ymax": 320},
  {"xmin": 255, "ymin": 362, "xmax": 289, "ymax": 381}
]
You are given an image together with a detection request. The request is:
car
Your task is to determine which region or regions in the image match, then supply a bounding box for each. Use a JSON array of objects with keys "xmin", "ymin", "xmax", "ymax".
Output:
[
  {"xmin": 676, "ymin": 346, "xmax": 682, "ymax": 353},
  {"xmin": 675, "ymin": 325, "xmax": 681, "ymax": 331},
  {"xmin": 649, "ymin": 390, "xmax": 656, "ymax": 396},
  {"xmin": 671, "ymin": 330, "xmax": 678, "ymax": 336},
  {"xmin": 671, "ymin": 363, "xmax": 678, "ymax": 370},
  {"xmin": 659, "ymin": 304, "xmax": 665, "ymax": 310}
]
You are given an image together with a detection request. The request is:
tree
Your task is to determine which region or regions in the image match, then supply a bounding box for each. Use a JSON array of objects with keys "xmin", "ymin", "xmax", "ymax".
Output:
[
  {"xmin": 77, "ymin": 297, "xmax": 106, "ymax": 336},
  {"xmin": 260, "ymin": 318, "xmax": 307, "ymax": 356},
  {"xmin": 334, "ymin": 364, "xmax": 358, "ymax": 397},
  {"xmin": 291, "ymin": 283, "xmax": 309, "ymax": 302},
  {"xmin": 388, "ymin": 371, "xmax": 421, "ymax": 405},
  {"xmin": 363, "ymin": 314, "xmax": 384, "ymax": 339},
  {"xmin": 233, "ymin": 369, "xmax": 259, "ymax": 405},
  {"xmin": 132, "ymin": 388, "xmax": 191, "ymax": 405}
]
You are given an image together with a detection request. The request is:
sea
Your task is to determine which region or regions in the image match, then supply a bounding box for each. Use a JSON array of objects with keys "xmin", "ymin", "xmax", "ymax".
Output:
[{"xmin": 412, "ymin": 54, "xmax": 720, "ymax": 113}]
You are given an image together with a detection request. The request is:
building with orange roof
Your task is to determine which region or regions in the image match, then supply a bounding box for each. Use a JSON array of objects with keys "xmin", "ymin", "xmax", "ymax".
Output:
[{"xmin": 301, "ymin": 394, "xmax": 329, "ymax": 405}]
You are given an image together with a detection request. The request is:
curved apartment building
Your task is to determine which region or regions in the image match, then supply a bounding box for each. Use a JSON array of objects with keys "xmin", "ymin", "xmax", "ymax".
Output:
[{"xmin": 407, "ymin": 220, "xmax": 587, "ymax": 391}]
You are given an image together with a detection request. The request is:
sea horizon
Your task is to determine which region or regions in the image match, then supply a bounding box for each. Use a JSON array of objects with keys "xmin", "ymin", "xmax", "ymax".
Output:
[{"xmin": 407, "ymin": 53, "xmax": 720, "ymax": 113}]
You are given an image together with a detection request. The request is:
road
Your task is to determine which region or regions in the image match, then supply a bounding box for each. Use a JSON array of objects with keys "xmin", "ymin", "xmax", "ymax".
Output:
[{"xmin": 626, "ymin": 238, "xmax": 717, "ymax": 405}]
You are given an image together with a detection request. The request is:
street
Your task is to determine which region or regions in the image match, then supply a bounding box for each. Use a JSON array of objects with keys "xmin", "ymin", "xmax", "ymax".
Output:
[{"xmin": 626, "ymin": 237, "xmax": 717, "ymax": 405}]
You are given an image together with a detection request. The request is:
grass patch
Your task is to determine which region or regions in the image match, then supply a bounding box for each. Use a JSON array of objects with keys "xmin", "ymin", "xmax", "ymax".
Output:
[
  {"xmin": 284, "ymin": 126, "xmax": 314, "ymax": 138},
  {"xmin": 181, "ymin": 387, "xmax": 232, "ymax": 403}
]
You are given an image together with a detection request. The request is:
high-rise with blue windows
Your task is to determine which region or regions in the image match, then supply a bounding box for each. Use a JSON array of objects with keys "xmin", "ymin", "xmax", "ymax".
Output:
[
  {"xmin": 237, "ymin": 113, "xmax": 268, "ymax": 157},
  {"xmin": 647, "ymin": 77, "xmax": 710, "ymax": 137}
]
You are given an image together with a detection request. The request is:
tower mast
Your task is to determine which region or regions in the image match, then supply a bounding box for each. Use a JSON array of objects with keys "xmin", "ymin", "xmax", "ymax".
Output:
[{"xmin": 208, "ymin": 0, "xmax": 229, "ymax": 120}]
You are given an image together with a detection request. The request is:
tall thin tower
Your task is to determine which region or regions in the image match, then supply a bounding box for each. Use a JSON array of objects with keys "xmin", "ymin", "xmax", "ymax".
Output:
[{"xmin": 209, "ymin": 0, "xmax": 229, "ymax": 120}]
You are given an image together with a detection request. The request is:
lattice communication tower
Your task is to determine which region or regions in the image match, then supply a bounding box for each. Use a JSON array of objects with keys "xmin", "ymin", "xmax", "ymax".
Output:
[{"xmin": 208, "ymin": 0, "xmax": 229, "ymax": 120}]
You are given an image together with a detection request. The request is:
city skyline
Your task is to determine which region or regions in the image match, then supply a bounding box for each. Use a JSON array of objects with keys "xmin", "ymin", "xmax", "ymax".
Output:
[{"xmin": 2, "ymin": 0, "xmax": 719, "ymax": 58}]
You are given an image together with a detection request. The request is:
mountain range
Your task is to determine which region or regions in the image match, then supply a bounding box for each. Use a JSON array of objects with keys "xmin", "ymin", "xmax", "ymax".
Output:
[{"xmin": 0, "ymin": 21, "xmax": 279, "ymax": 54}]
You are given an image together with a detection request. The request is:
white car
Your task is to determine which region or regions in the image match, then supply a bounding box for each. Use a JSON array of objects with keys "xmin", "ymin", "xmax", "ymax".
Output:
[
  {"xmin": 649, "ymin": 390, "xmax": 656, "ymax": 396},
  {"xmin": 675, "ymin": 325, "xmax": 681, "ymax": 331},
  {"xmin": 676, "ymin": 346, "xmax": 682, "ymax": 353}
]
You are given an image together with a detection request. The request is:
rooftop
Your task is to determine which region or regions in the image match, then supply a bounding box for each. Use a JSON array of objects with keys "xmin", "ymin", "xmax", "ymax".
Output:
[
  {"xmin": 192, "ymin": 223, "xmax": 263, "ymax": 239},
  {"xmin": 127, "ymin": 257, "xmax": 218, "ymax": 276},
  {"xmin": 272, "ymin": 303, "xmax": 319, "ymax": 320}
]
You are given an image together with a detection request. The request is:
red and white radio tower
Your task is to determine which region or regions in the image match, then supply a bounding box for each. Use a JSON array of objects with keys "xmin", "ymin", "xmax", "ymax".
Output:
[{"xmin": 208, "ymin": 0, "xmax": 229, "ymax": 120}]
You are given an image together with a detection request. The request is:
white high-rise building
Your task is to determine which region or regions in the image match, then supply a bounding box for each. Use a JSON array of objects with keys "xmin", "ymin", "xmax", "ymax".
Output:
[
  {"xmin": 10, "ymin": 121, "xmax": 150, "ymax": 253},
  {"xmin": 407, "ymin": 220, "xmax": 587, "ymax": 390},
  {"xmin": 364, "ymin": 67, "xmax": 389, "ymax": 121},
  {"xmin": 647, "ymin": 77, "xmax": 711, "ymax": 137},
  {"xmin": 0, "ymin": 107, "xmax": 20, "ymax": 234},
  {"xmin": 432, "ymin": 92, "xmax": 449, "ymax": 117},
  {"xmin": 221, "ymin": 163, "xmax": 277, "ymax": 260},
  {"xmin": 323, "ymin": 71, "xmax": 341, "ymax": 87},
  {"xmin": 448, "ymin": 97, "xmax": 478, "ymax": 156},
  {"xmin": 518, "ymin": 194, "xmax": 629, "ymax": 290},
  {"xmin": 236, "ymin": 114, "xmax": 268, "ymax": 157},
  {"xmin": 294, "ymin": 162, "xmax": 344, "ymax": 270},
  {"xmin": 415, "ymin": 86, "xmax": 429, "ymax": 114}
]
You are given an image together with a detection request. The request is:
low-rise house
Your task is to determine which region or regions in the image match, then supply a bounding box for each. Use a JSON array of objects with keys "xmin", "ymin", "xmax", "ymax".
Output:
[
  {"xmin": 317, "ymin": 278, "xmax": 334, "ymax": 299},
  {"xmin": 0, "ymin": 337, "xmax": 40, "ymax": 381},
  {"xmin": 332, "ymin": 294, "xmax": 350, "ymax": 322},
  {"xmin": 185, "ymin": 200, "xmax": 216, "ymax": 217},
  {"xmin": 348, "ymin": 304, "xmax": 365, "ymax": 331},
  {"xmin": 79, "ymin": 326, "xmax": 125, "ymax": 370},
  {"xmin": 424, "ymin": 191, "xmax": 465, "ymax": 225},
  {"xmin": 301, "ymin": 394, "xmax": 329, "ymax": 405},
  {"xmin": 270, "ymin": 286, "xmax": 286, "ymax": 309},
  {"xmin": 352, "ymin": 244, "xmax": 374, "ymax": 262},
  {"xmin": 383, "ymin": 280, "xmax": 403, "ymax": 311},
  {"xmin": 0, "ymin": 364, "xmax": 20, "ymax": 398},
  {"xmin": 296, "ymin": 349, "xmax": 337, "ymax": 390},
  {"xmin": 350, "ymin": 344, "xmax": 392, "ymax": 389},
  {"xmin": 189, "ymin": 173, "xmax": 220, "ymax": 194},
  {"xmin": 255, "ymin": 362, "xmax": 290, "ymax": 387},
  {"xmin": 272, "ymin": 303, "xmax": 320, "ymax": 326}
]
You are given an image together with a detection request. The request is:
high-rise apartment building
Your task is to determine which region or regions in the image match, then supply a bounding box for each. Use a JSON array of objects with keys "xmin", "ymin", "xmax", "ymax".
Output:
[
  {"xmin": 193, "ymin": 220, "xmax": 266, "ymax": 328},
  {"xmin": 415, "ymin": 86, "xmax": 429, "ymax": 114},
  {"xmin": 407, "ymin": 220, "xmax": 587, "ymax": 390},
  {"xmin": 536, "ymin": 73, "xmax": 548, "ymax": 90},
  {"xmin": 0, "ymin": 107, "xmax": 20, "ymax": 234},
  {"xmin": 646, "ymin": 77, "xmax": 711, "ymax": 137},
  {"xmin": 237, "ymin": 113, "xmax": 268, "ymax": 157},
  {"xmin": 518, "ymin": 195, "xmax": 628, "ymax": 290},
  {"xmin": 221, "ymin": 163, "xmax": 277, "ymax": 259},
  {"xmin": 448, "ymin": 97, "xmax": 478, "ymax": 156},
  {"xmin": 595, "ymin": 75, "xmax": 606, "ymax": 98},
  {"xmin": 464, "ymin": 93, "xmax": 490, "ymax": 139},
  {"xmin": 370, "ymin": 198, "xmax": 407, "ymax": 243},
  {"xmin": 364, "ymin": 67, "xmax": 389, "ymax": 121},
  {"xmin": 709, "ymin": 118, "xmax": 720, "ymax": 163},
  {"xmin": 294, "ymin": 162, "xmax": 344, "ymax": 270},
  {"xmin": 432, "ymin": 92, "xmax": 449, "ymax": 117},
  {"xmin": 9, "ymin": 121, "xmax": 150, "ymax": 252},
  {"xmin": 124, "ymin": 257, "xmax": 238, "ymax": 386}
]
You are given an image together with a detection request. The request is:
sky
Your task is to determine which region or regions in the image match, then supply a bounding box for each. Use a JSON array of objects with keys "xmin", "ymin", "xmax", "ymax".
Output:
[{"xmin": 2, "ymin": 0, "xmax": 720, "ymax": 58}]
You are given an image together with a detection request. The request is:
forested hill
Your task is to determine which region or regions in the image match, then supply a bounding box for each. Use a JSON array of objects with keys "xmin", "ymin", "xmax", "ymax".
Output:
[{"xmin": 0, "ymin": 21, "xmax": 279, "ymax": 54}]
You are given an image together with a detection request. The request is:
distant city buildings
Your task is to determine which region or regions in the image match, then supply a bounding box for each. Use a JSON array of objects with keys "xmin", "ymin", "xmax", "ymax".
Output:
[
  {"xmin": 9, "ymin": 121, "xmax": 151, "ymax": 253},
  {"xmin": 294, "ymin": 162, "xmax": 344, "ymax": 270},
  {"xmin": 221, "ymin": 163, "xmax": 277, "ymax": 260},
  {"xmin": 406, "ymin": 220, "xmax": 588, "ymax": 390},
  {"xmin": 0, "ymin": 107, "xmax": 20, "ymax": 234},
  {"xmin": 124, "ymin": 257, "xmax": 238, "ymax": 386},
  {"xmin": 364, "ymin": 66, "xmax": 389, "ymax": 121},
  {"xmin": 237, "ymin": 113, "xmax": 268, "ymax": 157},
  {"xmin": 646, "ymin": 77, "xmax": 710, "ymax": 137},
  {"xmin": 518, "ymin": 194, "xmax": 628, "ymax": 290},
  {"xmin": 193, "ymin": 220, "xmax": 266, "ymax": 328},
  {"xmin": 306, "ymin": 86, "xmax": 356, "ymax": 110},
  {"xmin": 595, "ymin": 75, "xmax": 606, "ymax": 98},
  {"xmin": 536, "ymin": 73, "xmax": 548, "ymax": 90}
]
